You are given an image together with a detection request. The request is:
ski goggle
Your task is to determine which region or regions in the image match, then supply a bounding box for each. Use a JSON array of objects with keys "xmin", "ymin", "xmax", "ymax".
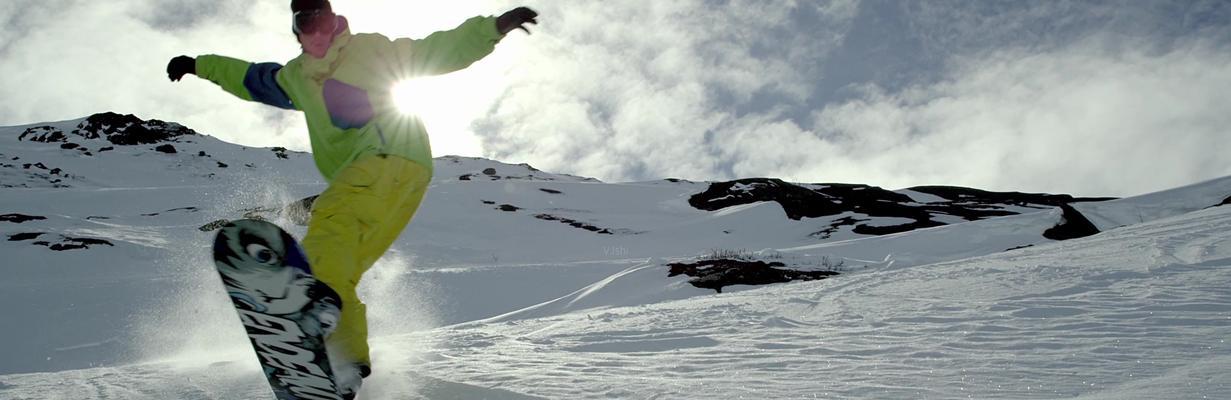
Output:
[{"xmin": 292, "ymin": 9, "xmax": 337, "ymax": 35}]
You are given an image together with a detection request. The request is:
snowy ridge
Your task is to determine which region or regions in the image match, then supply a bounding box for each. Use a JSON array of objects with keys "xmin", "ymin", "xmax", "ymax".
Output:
[
  {"xmin": 2, "ymin": 114, "xmax": 1230, "ymax": 399},
  {"xmin": 1073, "ymin": 174, "xmax": 1231, "ymax": 230}
]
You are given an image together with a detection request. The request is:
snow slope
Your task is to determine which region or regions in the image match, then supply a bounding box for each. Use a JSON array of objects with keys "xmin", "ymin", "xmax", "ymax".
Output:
[
  {"xmin": 1, "ymin": 114, "xmax": 1229, "ymax": 399},
  {"xmin": 403, "ymin": 204, "xmax": 1231, "ymax": 399}
]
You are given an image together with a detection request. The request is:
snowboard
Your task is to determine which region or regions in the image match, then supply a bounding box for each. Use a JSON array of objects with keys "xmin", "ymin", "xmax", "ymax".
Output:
[{"xmin": 212, "ymin": 219, "xmax": 345, "ymax": 400}]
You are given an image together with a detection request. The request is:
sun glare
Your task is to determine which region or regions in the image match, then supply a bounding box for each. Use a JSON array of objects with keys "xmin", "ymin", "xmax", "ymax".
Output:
[
  {"xmin": 393, "ymin": 76, "xmax": 456, "ymax": 117},
  {"xmin": 390, "ymin": 74, "xmax": 489, "ymax": 157},
  {"xmin": 357, "ymin": 1, "xmax": 517, "ymax": 158}
]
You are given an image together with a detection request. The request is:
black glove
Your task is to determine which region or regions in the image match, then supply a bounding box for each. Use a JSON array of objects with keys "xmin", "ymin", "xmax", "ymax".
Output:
[
  {"xmin": 497, "ymin": 7, "xmax": 538, "ymax": 35},
  {"xmin": 167, "ymin": 55, "xmax": 196, "ymax": 82}
]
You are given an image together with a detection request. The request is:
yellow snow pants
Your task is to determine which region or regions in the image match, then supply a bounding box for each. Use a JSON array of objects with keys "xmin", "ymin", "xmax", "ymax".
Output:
[{"xmin": 301, "ymin": 154, "xmax": 431, "ymax": 366}]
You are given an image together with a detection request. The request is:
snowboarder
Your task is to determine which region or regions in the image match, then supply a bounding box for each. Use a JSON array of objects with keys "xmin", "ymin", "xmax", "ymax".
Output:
[{"xmin": 167, "ymin": 1, "xmax": 538, "ymax": 396}]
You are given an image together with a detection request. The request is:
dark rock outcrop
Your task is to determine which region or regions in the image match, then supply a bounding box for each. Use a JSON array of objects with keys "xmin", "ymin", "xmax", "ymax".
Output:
[
  {"xmin": 535, "ymin": 214, "xmax": 614, "ymax": 234},
  {"xmin": 691, "ymin": 178, "xmax": 1117, "ymax": 238},
  {"xmin": 690, "ymin": 178, "xmax": 846, "ymax": 220},
  {"xmin": 8, "ymin": 232, "xmax": 44, "ymax": 241},
  {"xmin": 18, "ymin": 126, "xmax": 67, "ymax": 143},
  {"xmin": 72, "ymin": 112, "xmax": 198, "ymax": 145},
  {"xmin": 448, "ymin": 157, "xmax": 598, "ymax": 182},
  {"xmin": 0, "ymin": 214, "xmax": 46, "ymax": 224},
  {"xmin": 908, "ymin": 186, "xmax": 1114, "ymax": 213},
  {"xmin": 25, "ymin": 235, "xmax": 115, "ymax": 251},
  {"xmin": 1042, "ymin": 203, "xmax": 1101, "ymax": 241},
  {"xmin": 667, "ymin": 259, "xmax": 839, "ymax": 294}
]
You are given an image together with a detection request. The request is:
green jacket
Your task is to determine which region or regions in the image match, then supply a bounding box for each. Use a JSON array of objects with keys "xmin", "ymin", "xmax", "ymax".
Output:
[{"xmin": 196, "ymin": 16, "xmax": 503, "ymax": 181}]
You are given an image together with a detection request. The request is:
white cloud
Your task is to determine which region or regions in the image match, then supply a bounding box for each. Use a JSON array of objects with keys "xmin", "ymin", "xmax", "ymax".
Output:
[
  {"xmin": 796, "ymin": 38, "xmax": 1231, "ymax": 196},
  {"xmin": 0, "ymin": 0, "xmax": 306, "ymax": 148},
  {"xmin": 476, "ymin": 1, "xmax": 1231, "ymax": 196},
  {"xmin": 478, "ymin": 1, "xmax": 850, "ymax": 181}
]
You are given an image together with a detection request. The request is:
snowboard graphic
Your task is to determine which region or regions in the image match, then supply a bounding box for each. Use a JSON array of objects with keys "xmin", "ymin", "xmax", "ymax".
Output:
[{"xmin": 212, "ymin": 219, "xmax": 344, "ymax": 400}]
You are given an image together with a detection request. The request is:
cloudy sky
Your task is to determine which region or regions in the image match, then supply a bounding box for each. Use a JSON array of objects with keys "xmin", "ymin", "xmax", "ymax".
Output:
[{"xmin": 2, "ymin": 0, "xmax": 1229, "ymax": 196}]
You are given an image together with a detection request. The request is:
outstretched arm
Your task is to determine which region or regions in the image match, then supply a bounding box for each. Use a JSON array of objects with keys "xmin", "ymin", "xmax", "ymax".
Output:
[
  {"xmin": 166, "ymin": 55, "xmax": 297, "ymax": 111},
  {"xmin": 390, "ymin": 7, "xmax": 539, "ymax": 77}
]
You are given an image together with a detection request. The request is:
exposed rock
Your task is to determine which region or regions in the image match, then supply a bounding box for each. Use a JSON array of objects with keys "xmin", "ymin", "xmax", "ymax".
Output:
[
  {"xmin": 155, "ymin": 144, "xmax": 177, "ymax": 154},
  {"xmin": 60, "ymin": 143, "xmax": 81, "ymax": 150},
  {"xmin": 852, "ymin": 219, "xmax": 945, "ymax": 236},
  {"xmin": 690, "ymin": 178, "xmax": 845, "ymax": 220},
  {"xmin": 272, "ymin": 147, "xmax": 289, "ymax": 159},
  {"xmin": 692, "ymin": 178, "xmax": 1117, "ymax": 238},
  {"xmin": 49, "ymin": 237, "xmax": 114, "ymax": 251},
  {"xmin": 216, "ymin": 161, "xmax": 229, "ymax": 168},
  {"xmin": 810, "ymin": 216, "xmax": 864, "ymax": 239},
  {"xmin": 1043, "ymin": 203, "xmax": 1101, "ymax": 241},
  {"xmin": 907, "ymin": 186, "xmax": 1114, "ymax": 222},
  {"xmin": 446, "ymin": 157, "xmax": 598, "ymax": 183},
  {"xmin": 539, "ymin": 188, "xmax": 563, "ymax": 194},
  {"xmin": 667, "ymin": 259, "xmax": 839, "ymax": 294},
  {"xmin": 0, "ymin": 214, "xmax": 46, "ymax": 224},
  {"xmin": 535, "ymin": 214, "xmax": 614, "ymax": 235},
  {"xmin": 18, "ymin": 126, "xmax": 67, "ymax": 143},
  {"xmin": 498, "ymin": 204, "xmax": 521, "ymax": 212},
  {"xmin": 1219, "ymin": 196, "xmax": 1230, "ymax": 207},
  {"xmin": 131, "ymin": 207, "xmax": 195, "ymax": 218},
  {"xmin": 72, "ymin": 112, "xmax": 198, "ymax": 145},
  {"xmin": 8, "ymin": 232, "xmax": 44, "ymax": 241},
  {"xmin": 25, "ymin": 235, "xmax": 115, "ymax": 251}
]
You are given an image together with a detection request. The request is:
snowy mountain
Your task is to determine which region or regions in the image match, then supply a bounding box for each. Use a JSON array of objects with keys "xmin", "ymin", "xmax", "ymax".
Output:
[{"xmin": 1, "ymin": 113, "xmax": 1228, "ymax": 399}]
